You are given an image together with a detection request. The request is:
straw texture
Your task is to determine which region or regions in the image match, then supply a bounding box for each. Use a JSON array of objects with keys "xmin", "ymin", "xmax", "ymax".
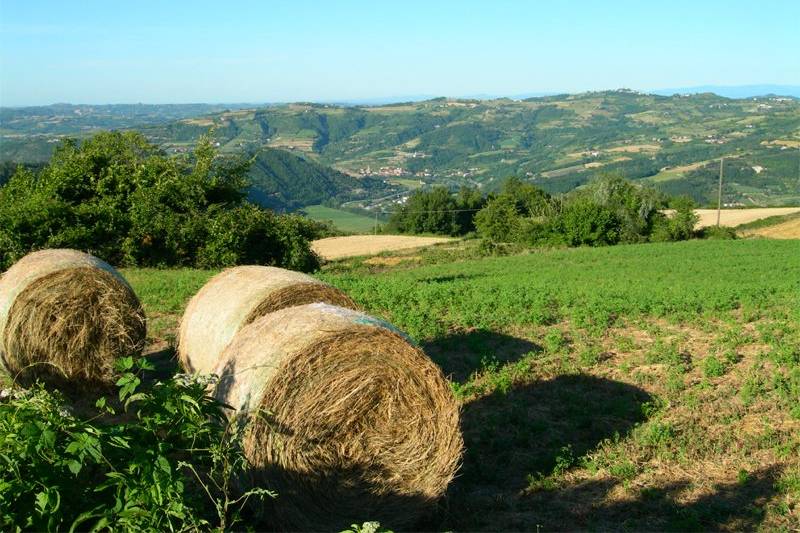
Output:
[
  {"xmin": 0, "ymin": 249, "xmax": 146, "ymax": 388},
  {"xmin": 213, "ymin": 303, "xmax": 463, "ymax": 530},
  {"xmin": 178, "ymin": 266, "xmax": 356, "ymax": 375}
]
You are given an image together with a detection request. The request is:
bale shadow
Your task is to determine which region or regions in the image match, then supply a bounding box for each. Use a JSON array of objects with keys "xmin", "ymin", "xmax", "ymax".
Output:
[
  {"xmin": 141, "ymin": 343, "xmax": 179, "ymax": 383},
  {"xmin": 418, "ymin": 273, "xmax": 485, "ymax": 284},
  {"xmin": 244, "ymin": 462, "xmax": 439, "ymax": 532},
  {"xmin": 515, "ymin": 465, "xmax": 781, "ymax": 531},
  {"xmin": 434, "ymin": 375, "xmax": 652, "ymax": 529},
  {"xmin": 423, "ymin": 329, "xmax": 542, "ymax": 382}
]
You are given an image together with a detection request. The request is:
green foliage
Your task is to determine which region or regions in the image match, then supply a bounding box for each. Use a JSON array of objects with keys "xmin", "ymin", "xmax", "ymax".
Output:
[
  {"xmin": 389, "ymin": 186, "xmax": 486, "ymax": 236},
  {"xmin": 474, "ymin": 195, "xmax": 522, "ymax": 243},
  {"xmin": 698, "ymin": 225, "xmax": 738, "ymax": 240},
  {"xmin": 0, "ymin": 132, "xmax": 320, "ymax": 271},
  {"xmin": 0, "ymin": 358, "xmax": 273, "ymax": 531},
  {"xmin": 651, "ymin": 196, "xmax": 699, "ymax": 242},
  {"xmin": 553, "ymin": 198, "xmax": 620, "ymax": 246},
  {"xmin": 476, "ymin": 175, "xmax": 682, "ymax": 249}
]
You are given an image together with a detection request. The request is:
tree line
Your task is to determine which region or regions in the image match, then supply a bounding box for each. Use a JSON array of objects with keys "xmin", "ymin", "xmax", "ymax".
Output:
[{"xmin": 388, "ymin": 176, "xmax": 710, "ymax": 249}]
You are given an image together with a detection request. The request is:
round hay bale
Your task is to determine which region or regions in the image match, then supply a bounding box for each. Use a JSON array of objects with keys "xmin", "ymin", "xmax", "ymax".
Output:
[
  {"xmin": 213, "ymin": 303, "xmax": 463, "ymax": 530},
  {"xmin": 178, "ymin": 265, "xmax": 357, "ymax": 375},
  {"xmin": 0, "ymin": 249, "xmax": 146, "ymax": 388}
]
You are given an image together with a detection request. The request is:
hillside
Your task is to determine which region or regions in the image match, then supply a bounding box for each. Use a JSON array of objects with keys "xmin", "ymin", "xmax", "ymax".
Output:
[
  {"xmin": 145, "ymin": 91, "xmax": 800, "ymax": 206},
  {"xmin": 245, "ymin": 148, "xmax": 396, "ymax": 210},
  {"xmin": 3, "ymin": 91, "xmax": 799, "ymax": 206}
]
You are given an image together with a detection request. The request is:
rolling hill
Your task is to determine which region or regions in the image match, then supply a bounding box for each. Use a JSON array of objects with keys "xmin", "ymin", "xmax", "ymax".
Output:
[
  {"xmin": 3, "ymin": 90, "xmax": 799, "ymax": 206},
  {"xmin": 245, "ymin": 148, "xmax": 394, "ymax": 210}
]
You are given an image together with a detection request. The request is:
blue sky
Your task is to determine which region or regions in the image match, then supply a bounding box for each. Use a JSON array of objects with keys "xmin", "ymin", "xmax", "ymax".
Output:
[{"xmin": 1, "ymin": 0, "xmax": 798, "ymax": 106}]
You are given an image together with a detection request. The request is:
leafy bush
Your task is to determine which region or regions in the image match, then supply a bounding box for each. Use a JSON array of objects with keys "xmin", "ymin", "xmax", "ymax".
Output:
[
  {"xmin": 389, "ymin": 186, "xmax": 486, "ymax": 236},
  {"xmin": 554, "ymin": 199, "xmax": 620, "ymax": 246},
  {"xmin": 0, "ymin": 132, "xmax": 320, "ymax": 271},
  {"xmin": 476, "ymin": 175, "xmax": 695, "ymax": 249},
  {"xmin": 474, "ymin": 195, "xmax": 522, "ymax": 244},
  {"xmin": 698, "ymin": 225, "xmax": 738, "ymax": 240},
  {"xmin": 0, "ymin": 358, "xmax": 272, "ymax": 531},
  {"xmin": 651, "ymin": 196, "xmax": 699, "ymax": 242}
]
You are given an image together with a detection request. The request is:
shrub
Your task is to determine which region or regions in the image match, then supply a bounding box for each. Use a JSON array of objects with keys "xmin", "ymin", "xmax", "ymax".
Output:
[
  {"xmin": 0, "ymin": 132, "xmax": 319, "ymax": 271},
  {"xmin": 475, "ymin": 195, "xmax": 522, "ymax": 243},
  {"xmin": 0, "ymin": 358, "xmax": 273, "ymax": 531},
  {"xmin": 389, "ymin": 186, "xmax": 486, "ymax": 236},
  {"xmin": 698, "ymin": 225, "xmax": 738, "ymax": 240},
  {"xmin": 554, "ymin": 199, "xmax": 620, "ymax": 246}
]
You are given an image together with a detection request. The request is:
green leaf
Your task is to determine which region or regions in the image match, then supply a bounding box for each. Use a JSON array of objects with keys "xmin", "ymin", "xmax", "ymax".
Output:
[{"xmin": 67, "ymin": 459, "xmax": 82, "ymax": 475}]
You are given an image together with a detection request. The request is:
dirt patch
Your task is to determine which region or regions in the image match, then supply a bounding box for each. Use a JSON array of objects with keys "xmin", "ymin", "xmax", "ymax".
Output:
[{"xmin": 312, "ymin": 235, "xmax": 454, "ymax": 260}]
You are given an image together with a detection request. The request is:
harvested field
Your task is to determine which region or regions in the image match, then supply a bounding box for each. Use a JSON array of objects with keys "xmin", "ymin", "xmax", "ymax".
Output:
[
  {"xmin": 694, "ymin": 208, "xmax": 800, "ymax": 228},
  {"xmin": 744, "ymin": 216, "xmax": 800, "ymax": 239},
  {"xmin": 312, "ymin": 235, "xmax": 454, "ymax": 260}
]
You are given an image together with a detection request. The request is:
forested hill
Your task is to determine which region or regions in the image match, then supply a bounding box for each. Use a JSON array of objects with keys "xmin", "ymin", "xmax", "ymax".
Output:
[
  {"xmin": 3, "ymin": 90, "xmax": 800, "ymax": 205},
  {"xmin": 246, "ymin": 148, "xmax": 393, "ymax": 211},
  {"xmin": 130, "ymin": 91, "xmax": 800, "ymax": 205}
]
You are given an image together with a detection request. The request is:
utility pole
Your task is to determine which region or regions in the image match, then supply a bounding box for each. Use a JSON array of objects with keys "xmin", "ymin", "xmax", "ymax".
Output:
[
  {"xmin": 374, "ymin": 209, "xmax": 378, "ymax": 235},
  {"xmin": 716, "ymin": 157, "xmax": 724, "ymax": 227}
]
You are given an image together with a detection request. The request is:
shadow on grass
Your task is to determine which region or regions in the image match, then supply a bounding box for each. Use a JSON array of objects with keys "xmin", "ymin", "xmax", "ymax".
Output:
[
  {"xmin": 423, "ymin": 329, "xmax": 542, "ymax": 382},
  {"xmin": 516, "ymin": 465, "xmax": 781, "ymax": 531},
  {"xmin": 432, "ymin": 375, "xmax": 780, "ymax": 531}
]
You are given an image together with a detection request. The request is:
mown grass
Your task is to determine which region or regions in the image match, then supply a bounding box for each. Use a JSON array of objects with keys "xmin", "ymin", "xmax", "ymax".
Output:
[{"xmin": 125, "ymin": 239, "xmax": 800, "ymax": 530}]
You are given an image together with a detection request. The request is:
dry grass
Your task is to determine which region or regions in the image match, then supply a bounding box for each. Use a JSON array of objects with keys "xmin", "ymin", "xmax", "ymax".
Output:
[
  {"xmin": 606, "ymin": 144, "xmax": 661, "ymax": 153},
  {"xmin": 312, "ymin": 235, "xmax": 455, "ymax": 260},
  {"xmin": 178, "ymin": 266, "xmax": 355, "ymax": 375},
  {"xmin": 693, "ymin": 208, "xmax": 800, "ymax": 228},
  {"xmin": 213, "ymin": 303, "xmax": 462, "ymax": 530},
  {"xmin": 743, "ymin": 216, "xmax": 800, "ymax": 239},
  {"xmin": 2, "ymin": 267, "xmax": 145, "ymax": 389}
]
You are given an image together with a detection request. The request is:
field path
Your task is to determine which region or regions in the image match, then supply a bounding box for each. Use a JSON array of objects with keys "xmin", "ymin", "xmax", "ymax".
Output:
[{"xmin": 312, "ymin": 235, "xmax": 454, "ymax": 260}]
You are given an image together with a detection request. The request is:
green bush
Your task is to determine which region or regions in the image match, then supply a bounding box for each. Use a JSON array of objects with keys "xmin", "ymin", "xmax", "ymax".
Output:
[
  {"xmin": 554, "ymin": 199, "xmax": 621, "ymax": 246},
  {"xmin": 474, "ymin": 195, "xmax": 522, "ymax": 243},
  {"xmin": 0, "ymin": 358, "xmax": 273, "ymax": 531},
  {"xmin": 389, "ymin": 186, "xmax": 486, "ymax": 236},
  {"xmin": 0, "ymin": 132, "xmax": 319, "ymax": 271},
  {"xmin": 698, "ymin": 225, "xmax": 738, "ymax": 240}
]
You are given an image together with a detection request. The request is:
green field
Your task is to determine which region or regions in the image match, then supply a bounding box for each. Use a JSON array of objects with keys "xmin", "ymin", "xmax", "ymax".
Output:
[
  {"xmin": 302, "ymin": 204, "xmax": 381, "ymax": 233},
  {"xmin": 125, "ymin": 239, "xmax": 800, "ymax": 530}
]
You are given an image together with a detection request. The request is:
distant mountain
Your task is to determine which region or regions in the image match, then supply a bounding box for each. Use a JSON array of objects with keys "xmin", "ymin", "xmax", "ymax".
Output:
[{"xmin": 652, "ymin": 85, "xmax": 800, "ymax": 99}]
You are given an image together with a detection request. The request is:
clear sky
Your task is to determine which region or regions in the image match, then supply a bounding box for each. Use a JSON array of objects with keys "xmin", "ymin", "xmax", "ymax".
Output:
[{"xmin": 1, "ymin": 0, "xmax": 798, "ymax": 106}]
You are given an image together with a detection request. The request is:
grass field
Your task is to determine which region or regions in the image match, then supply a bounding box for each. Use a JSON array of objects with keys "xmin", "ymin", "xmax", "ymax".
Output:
[
  {"xmin": 302, "ymin": 204, "xmax": 380, "ymax": 233},
  {"xmin": 123, "ymin": 239, "xmax": 800, "ymax": 530}
]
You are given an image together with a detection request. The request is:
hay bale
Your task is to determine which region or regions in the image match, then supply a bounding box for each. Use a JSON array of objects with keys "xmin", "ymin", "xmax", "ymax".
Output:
[
  {"xmin": 213, "ymin": 303, "xmax": 463, "ymax": 530},
  {"xmin": 0, "ymin": 249, "xmax": 146, "ymax": 388},
  {"xmin": 178, "ymin": 266, "xmax": 357, "ymax": 375}
]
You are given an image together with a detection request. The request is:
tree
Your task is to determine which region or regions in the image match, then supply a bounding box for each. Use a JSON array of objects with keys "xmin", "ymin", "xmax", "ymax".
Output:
[{"xmin": 0, "ymin": 132, "xmax": 319, "ymax": 271}]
